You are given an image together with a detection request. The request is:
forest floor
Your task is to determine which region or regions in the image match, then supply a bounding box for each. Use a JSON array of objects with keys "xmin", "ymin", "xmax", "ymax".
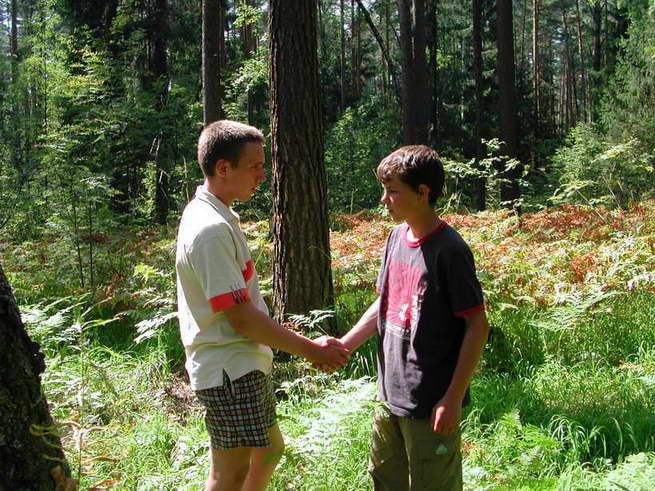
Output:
[{"xmin": 4, "ymin": 200, "xmax": 655, "ymax": 489}]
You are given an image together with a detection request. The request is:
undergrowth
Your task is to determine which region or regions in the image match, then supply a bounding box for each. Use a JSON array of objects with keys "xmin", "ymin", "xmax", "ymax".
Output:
[{"xmin": 3, "ymin": 201, "xmax": 655, "ymax": 488}]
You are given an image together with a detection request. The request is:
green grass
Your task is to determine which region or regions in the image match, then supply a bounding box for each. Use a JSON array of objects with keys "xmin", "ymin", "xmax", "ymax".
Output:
[{"xmin": 6, "ymin": 204, "xmax": 655, "ymax": 489}]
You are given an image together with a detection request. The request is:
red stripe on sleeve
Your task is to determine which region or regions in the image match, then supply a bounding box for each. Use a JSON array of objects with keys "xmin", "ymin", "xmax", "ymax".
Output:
[
  {"xmin": 455, "ymin": 304, "xmax": 485, "ymax": 317},
  {"xmin": 242, "ymin": 260, "xmax": 255, "ymax": 282},
  {"xmin": 209, "ymin": 289, "xmax": 252, "ymax": 312}
]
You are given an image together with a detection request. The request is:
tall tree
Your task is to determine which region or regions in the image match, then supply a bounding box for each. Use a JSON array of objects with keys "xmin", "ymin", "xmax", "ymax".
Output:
[
  {"xmin": 202, "ymin": 0, "xmax": 224, "ymax": 125},
  {"xmin": 242, "ymin": 0, "xmax": 258, "ymax": 125},
  {"xmin": 339, "ymin": 0, "xmax": 346, "ymax": 110},
  {"xmin": 9, "ymin": 0, "xmax": 18, "ymax": 81},
  {"xmin": 496, "ymin": 0, "xmax": 521, "ymax": 205},
  {"xmin": 590, "ymin": 0, "xmax": 603, "ymax": 118},
  {"xmin": 397, "ymin": 0, "xmax": 431, "ymax": 144},
  {"xmin": 575, "ymin": 0, "xmax": 589, "ymax": 122},
  {"xmin": 532, "ymin": 0, "xmax": 540, "ymax": 134},
  {"xmin": 472, "ymin": 0, "xmax": 485, "ymax": 210},
  {"xmin": 0, "ymin": 262, "xmax": 73, "ymax": 490},
  {"xmin": 149, "ymin": 0, "xmax": 170, "ymax": 224},
  {"xmin": 269, "ymin": 0, "xmax": 335, "ymax": 327}
]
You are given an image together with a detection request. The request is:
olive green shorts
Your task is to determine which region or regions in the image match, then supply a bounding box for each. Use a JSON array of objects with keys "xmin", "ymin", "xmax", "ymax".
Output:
[{"xmin": 368, "ymin": 403, "xmax": 462, "ymax": 491}]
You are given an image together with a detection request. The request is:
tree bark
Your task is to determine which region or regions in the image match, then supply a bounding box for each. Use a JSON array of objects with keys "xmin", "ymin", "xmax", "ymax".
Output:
[
  {"xmin": 0, "ymin": 261, "xmax": 72, "ymax": 490},
  {"xmin": 339, "ymin": 0, "xmax": 346, "ymax": 110},
  {"xmin": 562, "ymin": 10, "xmax": 577, "ymax": 128},
  {"xmin": 10, "ymin": 0, "xmax": 18, "ymax": 82},
  {"xmin": 472, "ymin": 0, "xmax": 485, "ymax": 210},
  {"xmin": 151, "ymin": 0, "xmax": 170, "ymax": 225},
  {"xmin": 496, "ymin": 0, "xmax": 521, "ymax": 206},
  {"xmin": 532, "ymin": 0, "xmax": 540, "ymax": 136},
  {"xmin": 202, "ymin": 0, "xmax": 224, "ymax": 126},
  {"xmin": 575, "ymin": 0, "xmax": 588, "ymax": 122},
  {"xmin": 243, "ymin": 0, "xmax": 258, "ymax": 125},
  {"xmin": 397, "ymin": 0, "xmax": 431, "ymax": 145},
  {"xmin": 590, "ymin": 1, "xmax": 602, "ymax": 119},
  {"xmin": 269, "ymin": 0, "xmax": 335, "ymax": 329}
]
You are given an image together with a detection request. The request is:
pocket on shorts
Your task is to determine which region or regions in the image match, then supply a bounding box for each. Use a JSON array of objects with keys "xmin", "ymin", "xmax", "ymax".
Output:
[
  {"xmin": 369, "ymin": 408, "xmax": 395, "ymax": 469},
  {"xmin": 413, "ymin": 432, "xmax": 462, "ymax": 491}
]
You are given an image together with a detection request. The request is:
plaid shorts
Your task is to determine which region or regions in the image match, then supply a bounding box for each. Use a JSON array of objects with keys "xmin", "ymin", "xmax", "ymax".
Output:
[{"xmin": 195, "ymin": 370, "xmax": 277, "ymax": 450}]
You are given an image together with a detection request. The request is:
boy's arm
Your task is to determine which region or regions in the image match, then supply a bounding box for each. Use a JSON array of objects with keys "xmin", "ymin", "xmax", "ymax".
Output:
[
  {"xmin": 224, "ymin": 301, "xmax": 350, "ymax": 368},
  {"xmin": 431, "ymin": 309, "xmax": 490, "ymax": 435},
  {"xmin": 340, "ymin": 297, "xmax": 380, "ymax": 351}
]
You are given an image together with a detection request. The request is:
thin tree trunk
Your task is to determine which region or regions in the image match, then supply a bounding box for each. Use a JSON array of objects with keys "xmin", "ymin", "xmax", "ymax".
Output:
[
  {"xmin": 0, "ymin": 262, "xmax": 73, "ymax": 490},
  {"xmin": 590, "ymin": 1, "xmax": 602, "ymax": 119},
  {"xmin": 575, "ymin": 0, "xmax": 588, "ymax": 122},
  {"xmin": 10, "ymin": 0, "xmax": 18, "ymax": 81},
  {"xmin": 397, "ymin": 0, "xmax": 431, "ymax": 145},
  {"xmin": 269, "ymin": 0, "xmax": 335, "ymax": 329},
  {"xmin": 562, "ymin": 10, "xmax": 577, "ymax": 126},
  {"xmin": 519, "ymin": 0, "xmax": 528, "ymax": 70},
  {"xmin": 202, "ymin": 0, "xmax": 223, "ymax": 125},
  {"xmin": 351, "ymin": 0, "xmax": 361, "ymax": 100},
  {"xmin": 152, "ymin": 0, "xmax": 170, "ymax": 225},
  {"xmin": 496, "ymin": 0, "xmax": 521, "ymax": 206},
  {"xmin": 427, "ymin": 0, "xmax": 437, "ymax": 145},
  {"xmin": 472, "ymin": 0, "xmax": 485, "ymax": 210},
  {"xmin": 244, "ymin": 0, "xmax": 258, "ymax": 124},
  {"xmin": 532, "ymin": 0, "xmax": 540, "ymax": 136},
  {"xmin": 339, "ymin": 0, "xmax": 346, "ymax": 110}
]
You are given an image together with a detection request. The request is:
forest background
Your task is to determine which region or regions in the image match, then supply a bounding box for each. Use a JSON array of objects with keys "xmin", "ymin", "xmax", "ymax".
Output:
[{"xmin": 1, "ymin": 0, "xmax": 654, "ymax": 489}]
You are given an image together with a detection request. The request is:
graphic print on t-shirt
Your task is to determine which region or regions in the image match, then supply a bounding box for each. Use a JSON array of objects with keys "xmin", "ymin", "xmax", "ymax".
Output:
[{"xmin": 380, "ymin": 259, "xmax": 428, "ymax": 340}]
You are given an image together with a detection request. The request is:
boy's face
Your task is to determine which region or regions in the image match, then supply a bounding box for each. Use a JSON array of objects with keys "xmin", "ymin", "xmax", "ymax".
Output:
[
  {"xmin": 379, "ymin": 175, "xmax": 428, "ymax": 222},
  {"xmin": 218, "ymin": 141, "xmax": 266, "ymax": 203}
]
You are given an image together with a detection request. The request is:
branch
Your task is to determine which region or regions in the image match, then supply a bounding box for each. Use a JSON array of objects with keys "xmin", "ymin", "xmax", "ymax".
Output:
[{"xmin": 354, "ymin": 0, "xmax": 401, "ymax": 104}]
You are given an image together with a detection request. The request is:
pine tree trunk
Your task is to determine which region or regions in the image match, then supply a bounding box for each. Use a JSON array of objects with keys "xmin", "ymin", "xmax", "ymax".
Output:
[
  {"xmin": 0, "ymin": 261, "xmax": 72, "ymax": 490},
  {"xmin": 590, "ymin": 2, "xmax": 602, "ymax": 119},
  {"xmin": 532, "ymin": 0, "xmax": 540, "ymax": 136},
  {"xmin": 575, "ymin": 0, "xmax": 588, "ymax": 122},
  {"xmin": 202, "ymin": 0, "xmax": 224, "ymax": 125},
  {"xmin": 427, "ymin": 0, "xmax": 437, "ymax": 146},
  {"xmin": 269, "ymin": 0, "xmax": 335, "ymax": 330},
  {"xmin": 562, "ymin": 10, "xmax": 577, "ymax": 127},
  {"xmin": 151, "ymin": 0, "xmax": 170, "ymax": 225},
  {"xmin": 397, "ymin": 0, "xmax": 431, "ymax": 145},
  {"xmin": 339, "ymin": 0, "xmax": 346, "ymax": 110},
  {"xmin": 472, "ymin": 0, "xmax": 485, "ymax": 211},
  {"xmin": 496, "ymin": 0, "xmax": 521, "ymax": 206},
  {"xmin": 10, "ymin": 0, "xmax": 18, "ymax": 82},
  {"xmin": 244, "ymin": 0, "xmax": 258, "ymax": 125}
]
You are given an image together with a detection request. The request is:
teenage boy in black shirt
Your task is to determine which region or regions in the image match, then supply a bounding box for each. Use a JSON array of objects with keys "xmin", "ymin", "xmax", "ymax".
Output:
[{"xmin": 339, "ymin": 145, "xmax": 490, "ymax": 490}]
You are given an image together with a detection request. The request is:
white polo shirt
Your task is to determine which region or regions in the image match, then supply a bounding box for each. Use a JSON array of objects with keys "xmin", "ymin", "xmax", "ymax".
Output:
[{"xmin": 175, "ymin": 184, "xmax": 273, "ymax": 390}]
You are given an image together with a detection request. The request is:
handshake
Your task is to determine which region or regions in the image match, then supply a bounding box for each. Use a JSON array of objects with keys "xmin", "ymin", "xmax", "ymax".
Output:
[{"xmin": 310, "ymin": 335, "xmax": 351, "ymax": 373}]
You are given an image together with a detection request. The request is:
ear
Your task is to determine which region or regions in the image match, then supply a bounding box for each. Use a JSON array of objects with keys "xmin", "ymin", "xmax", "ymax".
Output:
[
  {"xmin": 215, "ymin": 159, "xmax": 230, "ymax": 177},
  {"xmin": 417, "ymin": 184, "xmax": 431, "ymax": 202}
]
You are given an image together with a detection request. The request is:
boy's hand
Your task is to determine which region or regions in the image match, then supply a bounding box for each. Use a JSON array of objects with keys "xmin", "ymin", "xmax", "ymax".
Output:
[
  {"xmin": 431, "ymin": 395, "xmax": 461, "ymax": 435},
  {"xmin": 312, "ymin": 336, "xmax": 350, "ymax": 372}
]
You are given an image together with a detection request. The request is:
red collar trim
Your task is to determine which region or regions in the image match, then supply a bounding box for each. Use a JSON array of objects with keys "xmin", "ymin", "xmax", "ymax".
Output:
[{"xmin": 404, "ymin": 221, "xmax": 447, "ymax": 247}]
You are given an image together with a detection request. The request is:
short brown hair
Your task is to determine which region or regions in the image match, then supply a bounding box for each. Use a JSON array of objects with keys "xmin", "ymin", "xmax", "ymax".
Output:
[
  {"xmin": 197, "ymin": 120, "xmax": 265, "ymax": 177},
  {"xmin": 376, "ymin": 145, "xmax": 445, "ymax": 206}
]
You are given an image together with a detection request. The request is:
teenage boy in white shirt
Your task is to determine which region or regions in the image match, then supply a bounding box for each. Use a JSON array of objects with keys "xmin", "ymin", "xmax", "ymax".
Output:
[{"xmin": 176, "ymin": 119, "xmax": 349, "ymax": 491}]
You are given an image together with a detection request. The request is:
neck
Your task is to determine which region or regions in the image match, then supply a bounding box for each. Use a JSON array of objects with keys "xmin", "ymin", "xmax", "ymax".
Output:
[
  {"xmin": 406, "ymin": 208, "xmax": 440, "ymax": 239},
  {"xmin": 205, "ymin": 178, "xmax": 233, "ymax": 207}
]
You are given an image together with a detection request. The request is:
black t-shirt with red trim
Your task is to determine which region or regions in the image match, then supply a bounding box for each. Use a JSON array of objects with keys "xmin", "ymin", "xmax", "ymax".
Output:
[{"xmin": 375, "ymin": 221, "xmax": 485, "ymax": 418}]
